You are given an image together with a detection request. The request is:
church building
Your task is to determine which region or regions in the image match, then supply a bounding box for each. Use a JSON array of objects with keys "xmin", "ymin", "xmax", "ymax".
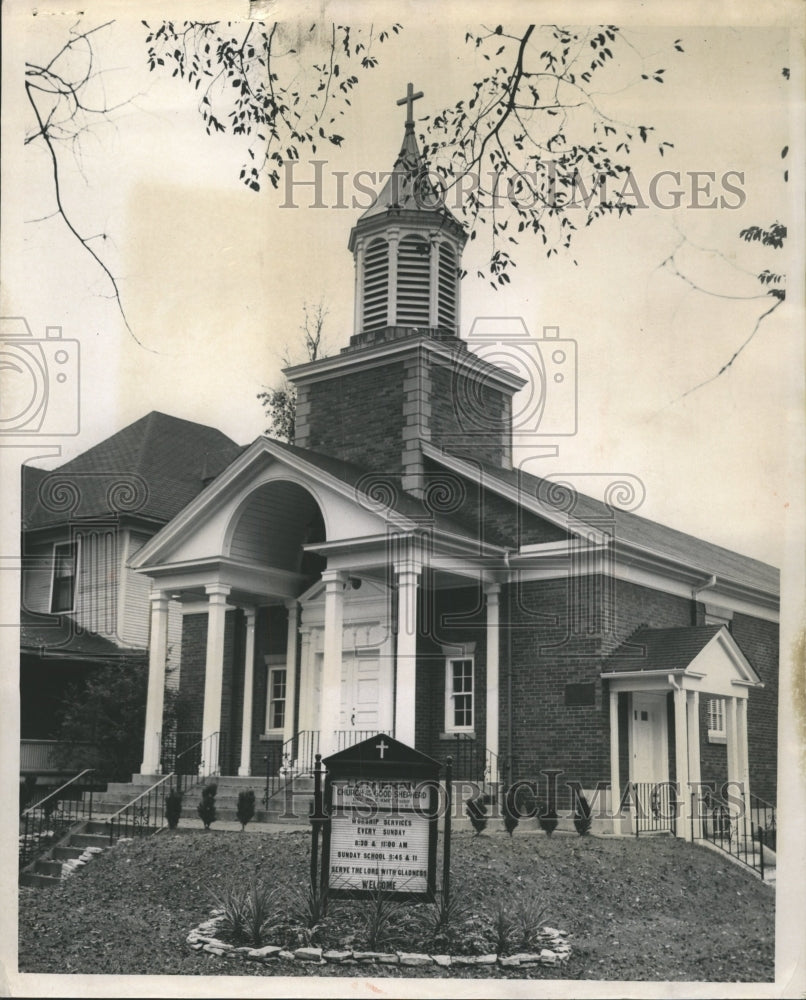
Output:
[{"xmin": 124, "ymin": 88, "xmax": 778, "ymax": 837}]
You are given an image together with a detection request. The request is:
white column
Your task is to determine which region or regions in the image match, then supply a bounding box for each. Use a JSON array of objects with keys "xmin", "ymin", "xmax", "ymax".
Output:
[
  {"xmin": 673, "ymin": 685, "xmax": 690, "ymax": 840},
  {"xmin": 394, "ymin": 560, "xmax": 420, "ymax": 746},
  {"xmin": 736, "ymin": 697, "xmax": 750, "ymax": 796},
  {"xmin": 140, "ymin": 591, "xmax": 170, "ymax": 775},
  {"xmin": 686, "ymin": 690, "xmax": 702, "ymax": 838},
  {"xmin": 320, "ymin": 569, "xmax": 346, "ymax": 757},
  {"xmin": 238, "ymin": 608, "xmax": 257, "ymax": 776},
  {"xmin": 609, "ymin": 688, "xmax": 621, "ymax": 833},
  {"xmin": 282, "ymin": 601, "xmax": 299, "ymax": 747},
  {"xmin": 484, "ymin": 584, "xmax": 500, "ymax": 767},
  {"xmin": 725, "ymin": 695, "xmax": 740, "ymax": 790},
  {"xmin": 201, "ymin": 583, "xmax": 231, "ymax": 775},
  {"xmin": 297, "ymin": 627, "xmax": 313, "ymax": 733}
]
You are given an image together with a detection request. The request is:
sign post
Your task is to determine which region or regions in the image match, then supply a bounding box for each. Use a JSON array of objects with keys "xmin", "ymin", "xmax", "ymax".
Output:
[{"xmin": 321, "ymin": 735, "xmax": 441, "ymax": 902}]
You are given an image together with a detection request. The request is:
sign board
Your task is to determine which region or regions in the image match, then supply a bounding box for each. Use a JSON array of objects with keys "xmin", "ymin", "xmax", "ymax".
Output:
[{"xmin": 321, "ymin": 735, "xmax": 441, "ymax": 901}]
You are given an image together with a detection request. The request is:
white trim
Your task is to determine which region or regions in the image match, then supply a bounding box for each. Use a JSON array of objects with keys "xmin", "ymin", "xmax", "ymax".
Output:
[
  {"xmin": 444, "ymin": 654, "xmax": 475, "ymax": 733},
  {"xmin": 284, "ymin": 334, "xmax": 526, "ymax": 393},
  {"xmin": 707, "ymin": 696, "xmax": 727, "ymax": 744},
  {"xmin": 49, "ymin": 537, "xmax": 80, "ymax": 614},
  {"xmin": 264, "ymin": 661, "xmax": 288, "ymax": 738}
]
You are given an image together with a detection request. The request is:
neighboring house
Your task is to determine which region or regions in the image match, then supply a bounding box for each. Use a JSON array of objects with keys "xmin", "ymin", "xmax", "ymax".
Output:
[
  {"xmin": 117, "ymin": 108, "xmax": 779, "ymax": 842},
  {"xmin": 19, "ymin": 412, "xmax": 243, "ymax": 775}
]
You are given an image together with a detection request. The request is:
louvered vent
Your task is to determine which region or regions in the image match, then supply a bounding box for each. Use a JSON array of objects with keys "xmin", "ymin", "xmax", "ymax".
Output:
[
  {"xmin": 396, "ymin": 235, "xmax": 431, "ymax": 326},
  {"xmin": 363, "ymin": 238, "xmax": 389, "ymax": 330},
  {"xmin": 437, "ymin": 244, "xmax": 457, "ymax": 329}
]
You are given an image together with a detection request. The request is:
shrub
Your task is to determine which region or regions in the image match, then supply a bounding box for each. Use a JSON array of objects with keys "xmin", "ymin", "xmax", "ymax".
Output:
[
  {"xmin": 503, "ymin": 785, "xmax": 521, "ymax": 837},
  {"xmin": 466, "ymin": 796, "xmax": 488, "ymax": 836},
  {"xmin": 165, "ymin": 787, "xmax": 183, "ymax": 830},
  {"xmin": 287, "ymin": 883, "xmax": 329, "ymax": 930},
  {"xmin": 574, "ymin": 792, "xmax": 593, "ymax": 836},
  {"xmin": 359, "ymin": 883, "xmax": 406, "ymax": 950},
  {"xmin": 537, "ymin": 799, "xmax": 558, "ymax": 837},
  {"xmin": 209, "ymin": 878, "xmax": 281, "ymax": 947},
  {"xmin": 197, "ymin": 782, "xmax": 218, "ymax": 829},
  {"xmin": 237, "ymin": 789, "xmax": 256, "ymax": 830}
]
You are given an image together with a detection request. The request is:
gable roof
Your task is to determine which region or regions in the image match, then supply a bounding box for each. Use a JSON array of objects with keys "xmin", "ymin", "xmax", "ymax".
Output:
[
  {"xmin": 23, "ymin": 412, "xmax": 245, "ymax": 530},
  {"xmin": 423, "ymin": 446, "xmax": 779, "ymax": 596},
  {"xmin": 603, "ymin": 626, "xmax": 724, "ymax": 674},
  {"xmin": 20, "ymin": 609, "xmax": 147, "ymax": 660}
]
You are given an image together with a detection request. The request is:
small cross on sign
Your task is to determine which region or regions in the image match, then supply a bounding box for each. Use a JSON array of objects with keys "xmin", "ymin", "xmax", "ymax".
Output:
[
  {"xmin": 376, "ymin": 739, "xmax": 389, "ymax": 759},
  {"xmin": 397, "ymin": 82, "xmax": 423, "ymax": 126}
]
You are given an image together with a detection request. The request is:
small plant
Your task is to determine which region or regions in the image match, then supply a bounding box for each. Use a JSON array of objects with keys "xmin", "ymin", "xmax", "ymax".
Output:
[
  {"xmin": 503, "ymin": 785, "xmax": 520, "ymax": 837},
  {"xmin": 466, "ymin": 796, "xmax": 488, "ymax": 836},
  {"xmin": 359, "ymin": 883, "xmax": 405, "ymax": 950},
  {"xmin": 197, "ymin": 782, "xmax": 218, "ymax": 829},
  {"xmin": 287, "ymin": 882, "xmax": 329, "ymax": 930},
  {"xmin": 512, "ymin": 895, "xmax": 547, "ymax": 951},
  {"xmin": 236, "ymin": 789, "xmax": 256, "ymax": 830},
  {"xmin": 165, "ymin": 787, "xmax": 183, "ymax": 830},
  {"xmin": 427, "ymin": 886, "xmax": 470, "ymax": 950},
  {"xmin": 537, "ymin": 799, "xmax": 558, "ymax": 837},
  {"xmin": 209, "ymin": 878, "xmax": 281, "ymax": 947},
  {"xmin": 492, "ymin": 900, "xmax": 514, "ymax": 953},
  {"xmin": 574, "ymin": 792, "xmax": 593, "ymax": 836}
]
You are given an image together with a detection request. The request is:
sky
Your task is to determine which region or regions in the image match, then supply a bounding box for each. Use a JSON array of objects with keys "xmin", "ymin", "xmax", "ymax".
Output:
[{"xmin": 1, "ymin": 2, "xmax": 802, "ymax": 574}]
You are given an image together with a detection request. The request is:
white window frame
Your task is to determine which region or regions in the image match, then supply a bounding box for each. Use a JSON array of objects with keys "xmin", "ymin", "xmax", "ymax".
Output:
[
  {"xmin": 49, "ymin": 538, "xmax": 80, "ymax": 614},
  {"xmin": 707, "ymin": 697, "xmax": 727, "ymax": 744},
  {"xmin": 264, "ymin": 656, "xmax": 287, "ymax": 737},
  {"xmin": 444, "ymin": 656, "xmax": 474, "ymax": 734}
]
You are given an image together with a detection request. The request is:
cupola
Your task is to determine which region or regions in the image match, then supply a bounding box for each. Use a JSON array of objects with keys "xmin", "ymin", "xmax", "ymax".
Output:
[{"xmin": 346, "ymin": 84, "xmax": 467, "ymax": 349}]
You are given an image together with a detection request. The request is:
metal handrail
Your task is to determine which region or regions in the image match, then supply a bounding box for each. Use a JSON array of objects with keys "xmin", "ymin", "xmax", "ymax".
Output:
[
  {"xmin": 20, "ymin": 768, "xmax": 95, "ymax": 818},
  {"xmin": 19, "ymin": 768, "xmax": 97, "ymax": 870},
  {"xmin": 107, "ymin": 772, "xmax": 176, "ymax": 844}
]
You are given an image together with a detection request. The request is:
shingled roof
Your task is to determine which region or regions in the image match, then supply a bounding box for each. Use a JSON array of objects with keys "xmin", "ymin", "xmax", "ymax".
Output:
[
  {"xmin": 23, "ymin": 412, "xmax": 245, "ymax": 530},
  {"xmin": 20, "ymin": 609, "xmax": 147, "ymax": 660},
  {"xmin": 602, "ymin": 626, "xmax": 724, "ymax": 674},
  {"xmin": 424, "ymin": 449, "xmax": 779, "ymax": 596}
]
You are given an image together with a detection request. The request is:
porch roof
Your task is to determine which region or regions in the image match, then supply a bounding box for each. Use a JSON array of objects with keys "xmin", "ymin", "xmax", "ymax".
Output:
[
  {"xmin": 20, "ymin": 609, "xmax": 147, "ymax": 660},
  {"xmin": 601, "ymin": 625, "xmax": 763, "ymax": 691}
]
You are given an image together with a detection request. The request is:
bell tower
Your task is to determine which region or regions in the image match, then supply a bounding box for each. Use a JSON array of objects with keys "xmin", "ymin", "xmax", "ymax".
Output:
[
  {"xmin": 287, "ymin": 85, "xmax": 523, "ymax": 485},
  {"xmin": 346, "ymin": 83, "xmax": 467, "ymax": 349}
]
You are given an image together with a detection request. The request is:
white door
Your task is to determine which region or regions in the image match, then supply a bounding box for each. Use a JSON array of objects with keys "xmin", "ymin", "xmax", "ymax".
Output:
[
  {"xmin": 338, "ymin": 650, "xmax": 382, "ymax": 745},
  {"xmin": 630, "ymin": 692, "xmax": 668, "ymax": 784}
]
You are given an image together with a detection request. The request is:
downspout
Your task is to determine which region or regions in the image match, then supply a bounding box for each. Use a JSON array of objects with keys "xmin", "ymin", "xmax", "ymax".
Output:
[{"xmin": 692, "ymin": 574, "xmax": 717, "ymax": 624}]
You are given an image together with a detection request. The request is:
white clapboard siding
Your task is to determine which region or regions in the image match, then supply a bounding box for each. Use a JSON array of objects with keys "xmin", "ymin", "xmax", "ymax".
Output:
[{"xmin": 121, "ymin": 530, "xmax": 155, "ymax": 646}]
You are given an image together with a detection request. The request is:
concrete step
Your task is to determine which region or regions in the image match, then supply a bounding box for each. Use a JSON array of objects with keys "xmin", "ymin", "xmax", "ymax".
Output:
[
  {"xmin": 34, "ymin": 858, "xmax": 63, "ymax": 876},
  {"xmin": 20, "ymin": 871, "xmax": 62, "ymax": 888},
  {"xmin": 52, "ymin": 845, "xmax": 86, "ymax": 861},
  {"xmin": 69, "ymin": 832, "xmax": 110, "ymax": 849}
]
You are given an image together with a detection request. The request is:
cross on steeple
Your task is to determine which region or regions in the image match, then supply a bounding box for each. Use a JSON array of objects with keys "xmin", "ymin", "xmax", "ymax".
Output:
[{"xmin": 397, "ymin": 82, "xmax": 423, "ymax": 128}]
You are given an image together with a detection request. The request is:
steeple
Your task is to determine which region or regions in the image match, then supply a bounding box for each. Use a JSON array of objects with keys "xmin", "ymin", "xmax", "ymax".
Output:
[{"xmin": 346, "ymin": 83, "xmax": 467, "ymax": 350}]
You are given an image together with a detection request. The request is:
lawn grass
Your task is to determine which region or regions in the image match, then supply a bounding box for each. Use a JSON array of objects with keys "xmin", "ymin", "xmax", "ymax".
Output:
[{"xmin": 18, "ymin": 826, "xmax": 774, "ymax": 981}]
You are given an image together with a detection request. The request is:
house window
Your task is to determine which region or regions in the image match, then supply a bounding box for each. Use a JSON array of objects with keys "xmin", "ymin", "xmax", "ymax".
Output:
[
  {"xmin": 445, "ymin": 657, "xmax": 474, "ymax": 732},
  {"xmin": 50, "ymin": 540, "xmax": 79, "ymax": 613},
  {"xmin": 707, "ymin": 697, "xmax": 726, "ymax": 744},
  {"xmin": 266, "ymin": 666, "xmax": 287, "ymax": 733}
]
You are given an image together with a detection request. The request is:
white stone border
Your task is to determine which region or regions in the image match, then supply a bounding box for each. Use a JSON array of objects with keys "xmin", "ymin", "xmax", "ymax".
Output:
[{"xmin": 187, "ymin": 913, "xmax": 572, "ymax": 969}]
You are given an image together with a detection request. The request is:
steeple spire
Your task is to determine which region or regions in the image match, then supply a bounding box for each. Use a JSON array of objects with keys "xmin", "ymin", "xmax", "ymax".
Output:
[{"xmin": 396, "ymin": 82, "xmax": 423, "ymax": 130}]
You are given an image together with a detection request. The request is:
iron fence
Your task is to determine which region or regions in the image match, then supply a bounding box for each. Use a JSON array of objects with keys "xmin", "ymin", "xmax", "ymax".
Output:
[{"xmin": 19, "ymin": 768, "xmax": 96, "ymax": 869}]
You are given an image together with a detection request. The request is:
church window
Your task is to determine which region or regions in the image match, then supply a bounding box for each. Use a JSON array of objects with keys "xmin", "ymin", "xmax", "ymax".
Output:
[
  {"xmin": 363, "ymin": 238, "xmax": 389, "ymax": 330},
  {"xmin": 445, "ymin": 656, "xmax": 474, "ymax": 732},
  {"xmin": 396, "ymin": 234, "xmax": 431, "ymax": 325},
  {"xmin": 50, "ymin": 539, "xmax": 79, "ymax": 613},
  {"xmin": 266, "ymin": 665, "xmax": 287, "ymax": 733},
  {"xmin": 707, "ymin": 697, "xmax": 726, "ymax": 744}
]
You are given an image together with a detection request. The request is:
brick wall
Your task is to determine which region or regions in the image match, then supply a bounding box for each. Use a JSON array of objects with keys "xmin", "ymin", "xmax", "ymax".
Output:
[
  {"xmin": 731, "ymin": 613, "xmax": 778, "ymax": 805},
  {"xmin": 248, "ymin": 605, "xmax": 289, "ymax": 776},
  {"xmin": 299, "ymin": 360, "xmax": 406, "ymax": 471},
  {"xmin": 429, "ymin": 362, "xmax": 512, "ymax": 468}
]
